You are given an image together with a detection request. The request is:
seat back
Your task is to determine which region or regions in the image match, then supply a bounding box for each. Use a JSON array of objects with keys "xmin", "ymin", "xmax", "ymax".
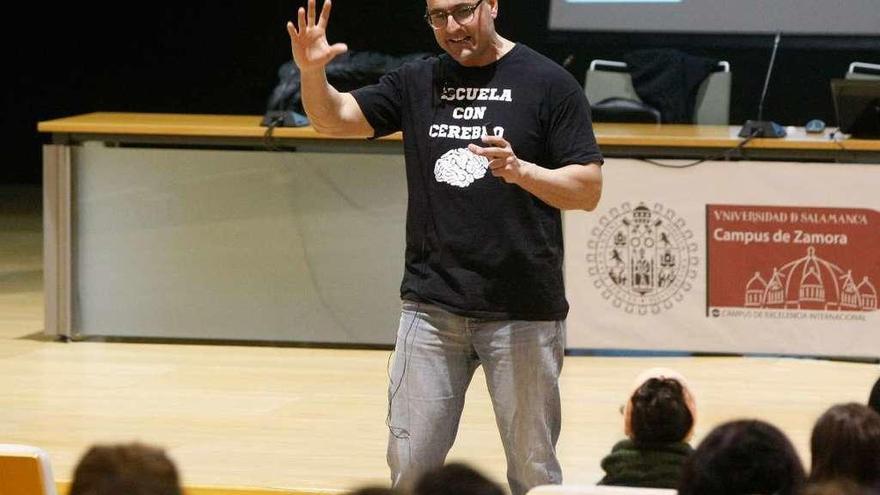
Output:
[
  {"xmin": 693, "ymin": 61, "xmax": 732, "ymax": 125},
  {"xmin": 585, "ymin": 59, "xmax": 731, "ymax": 124},
  {"xmin": 0, "ymin": 444, "xmax": 58, "ymax": 495},
  {"xmin": 585, "ymin": 60, "xmax": 640, "ymax": 104},
  {"xmin": 846, "ymin": 61, "xmax": 880, "ymax": 80},
  {"xmin": 528, "ymin": 484, "xmax": 676, "ymax": 495}
]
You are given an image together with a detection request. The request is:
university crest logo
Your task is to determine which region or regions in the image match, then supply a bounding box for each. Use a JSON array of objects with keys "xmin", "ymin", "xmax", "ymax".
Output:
[{"xmin": 586, "ymin": 202, "xmax": 699, "ymax": 314}]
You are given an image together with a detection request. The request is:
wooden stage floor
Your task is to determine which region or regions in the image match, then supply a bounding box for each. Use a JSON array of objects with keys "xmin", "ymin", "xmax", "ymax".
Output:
[{"xmin": 2, "ymin": 186, "xmax": 878, "ymax": 494}]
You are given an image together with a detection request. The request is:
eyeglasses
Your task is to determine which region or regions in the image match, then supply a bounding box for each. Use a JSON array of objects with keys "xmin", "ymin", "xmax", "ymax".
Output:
[{"xmin": 424, "ymin": 0, "xmax": 484, "ymax": 29}]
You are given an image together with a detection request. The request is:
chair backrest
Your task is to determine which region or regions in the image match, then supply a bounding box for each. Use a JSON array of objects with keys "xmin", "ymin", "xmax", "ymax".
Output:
[
  {"xmin": 528, "ymin": 484, "xmax": 677, "ymax": 495},
  {"xmin": 0, "ymin": 444, "xmax": 58, "ymax": 495},
  {"xmin": 693, "ymin": 61, "xmax": 731, "ymax": 125},
  {"xmin": 846, "ymin": 61, "xmax": 880, "ymax": 80},
  {"xmin": 585, "ymin": 59, "xmax": 641, "ymax": 104},
  {"xmin": 585, "ymin": 59, "xmax": 732, "ymax": 125}
]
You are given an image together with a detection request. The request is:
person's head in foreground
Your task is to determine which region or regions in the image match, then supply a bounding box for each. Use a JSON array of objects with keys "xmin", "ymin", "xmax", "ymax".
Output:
[
  {"xmin": 413, "ymin": 462, "xmax": 505, "ymax": 495},
  {"xmin": 69, "ymin": 442, "xmax": 182, "ymax": 495},
  {"xmin": 677, "ymin": 419, "xmax": 805, "ymax": 495},
  {"xmin": 810, "ymin": 402, "xmax": 880, "ymax": 489},
  {"xmin": 867, "ymin": 376, "xmax": 880, "ymax": 416}
]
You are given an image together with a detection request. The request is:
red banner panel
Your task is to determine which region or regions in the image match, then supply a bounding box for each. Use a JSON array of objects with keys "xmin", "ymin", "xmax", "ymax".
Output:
[{"xmin": 707, "ymin": 205, "xmax": 878, "ymax": 313}]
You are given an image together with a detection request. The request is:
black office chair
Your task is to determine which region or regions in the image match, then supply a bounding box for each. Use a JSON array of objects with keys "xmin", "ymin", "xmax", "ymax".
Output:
[{"xmin": 591, "ymin": 97, "xmax": 662, "ymax": 124}]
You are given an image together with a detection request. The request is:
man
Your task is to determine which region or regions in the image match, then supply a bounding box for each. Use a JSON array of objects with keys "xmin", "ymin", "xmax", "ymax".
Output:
[{"xmin": 287, "ymin": 1, "xmax": 603, "ymax": 493}]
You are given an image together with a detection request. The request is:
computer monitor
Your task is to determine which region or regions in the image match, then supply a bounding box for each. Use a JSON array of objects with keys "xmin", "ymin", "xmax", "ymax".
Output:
[{"xmin": 831, "ymin": 79, "xmax": 880, "ymax": 139}]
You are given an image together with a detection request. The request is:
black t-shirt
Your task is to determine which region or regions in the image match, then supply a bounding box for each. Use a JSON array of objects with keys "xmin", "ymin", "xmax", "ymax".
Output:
[{"xmin": 352, "ymin": 44, "xmax": 603, "ymax": 320}]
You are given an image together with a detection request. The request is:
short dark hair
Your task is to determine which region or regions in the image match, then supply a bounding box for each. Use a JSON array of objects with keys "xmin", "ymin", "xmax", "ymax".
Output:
[
  {"xmin": 677, "ymin": 419, "xmax": 805, "ymax": 495},
  {"xmin": 69, "ymin": 442, "xmax": 182, "ymax": 495},
  {"xmin": 630, "ymin": 377, "xmax": 693, "ymax": 444},
  {"xmin": 413, "ymin": 463, "xmax": 504, "ymax": 495},
  {"xmin": 867, "ymin": 376, "xmax": 880, "ymax": 416},
  {"xmin": 810, "ymin": 402, "xmax": 880, "ymax": 486}
]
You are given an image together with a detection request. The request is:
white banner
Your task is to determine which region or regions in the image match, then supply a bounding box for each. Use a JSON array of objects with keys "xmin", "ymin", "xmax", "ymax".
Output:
[{"xmin": 564, "ymin": 158, "xmax": 880, "ymax": 357}]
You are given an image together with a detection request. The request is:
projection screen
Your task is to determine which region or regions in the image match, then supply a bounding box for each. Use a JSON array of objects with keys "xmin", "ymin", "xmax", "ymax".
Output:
[{"xmin": 548, "ymin": 0, "xmax": 880, "ymax": 35}]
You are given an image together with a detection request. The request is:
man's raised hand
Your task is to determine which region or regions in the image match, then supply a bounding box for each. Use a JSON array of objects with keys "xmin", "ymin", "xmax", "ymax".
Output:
[{"xmin": 287, "ymin": 0, "xmax": 348, "ymax": 72}]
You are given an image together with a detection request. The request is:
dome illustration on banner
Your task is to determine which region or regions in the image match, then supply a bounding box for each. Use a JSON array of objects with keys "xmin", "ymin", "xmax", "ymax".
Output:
[
  {"xmin": 434, "ymin": 148, "xmax": 490, "ymax": 188},
  {"xmin": 587, "ymin": 202, "xmax": 699, "ymax": 315},
  {"xmin": 744, "ymin": 246, "xmax": 877, "ymax": 311}
]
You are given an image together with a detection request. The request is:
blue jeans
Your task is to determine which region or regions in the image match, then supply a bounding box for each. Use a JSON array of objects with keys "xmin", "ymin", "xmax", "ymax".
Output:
[{"xmin": 387, "ymin": 300, "xmax": 565, "ymax": 495}]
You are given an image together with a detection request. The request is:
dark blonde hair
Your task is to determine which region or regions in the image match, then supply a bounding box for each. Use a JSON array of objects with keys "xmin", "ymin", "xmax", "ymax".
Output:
[{"xmin": 70, "ymin": 442, "xmax": 181, "ymax": 495}]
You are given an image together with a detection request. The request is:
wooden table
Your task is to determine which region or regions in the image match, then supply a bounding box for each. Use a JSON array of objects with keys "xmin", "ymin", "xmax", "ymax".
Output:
[{"xmin": 37, "ymin": 113, "xmax": 880, "ymax": 350}]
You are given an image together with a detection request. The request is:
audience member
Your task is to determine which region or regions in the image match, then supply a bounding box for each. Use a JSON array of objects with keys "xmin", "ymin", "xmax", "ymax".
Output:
[
  {"xmin": 413, "ymin": 463, "xmax": 504, "ymax": 495},
  {"xmin": 598, "ymin": 367, "xmax": 696, "ymax": 488},
  {"xmin": 69, "ymin": 442, "xmax": 182, "ymax": 495},
  {"xmin": 677, "ymin": 419, "xmax": 805, "ymax": 495},
  {"xmin": 867, "ymin": 376, "xmax": 880, "ymax": 416},
  {"xmin": 810, "ymin": 402, "xmax": 880, "ymax": 489}
]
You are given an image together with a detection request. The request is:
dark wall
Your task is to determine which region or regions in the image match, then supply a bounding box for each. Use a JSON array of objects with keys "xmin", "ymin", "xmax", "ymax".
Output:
[{"xmin": 4, "ymin": 1, "xmax": 878, "ymax": 184}]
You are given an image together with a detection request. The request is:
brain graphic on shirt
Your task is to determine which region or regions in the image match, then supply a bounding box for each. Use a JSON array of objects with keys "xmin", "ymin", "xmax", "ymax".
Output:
[{"xmin": 433, "ymin": 148, "xmax": 490, "ymax": 188}]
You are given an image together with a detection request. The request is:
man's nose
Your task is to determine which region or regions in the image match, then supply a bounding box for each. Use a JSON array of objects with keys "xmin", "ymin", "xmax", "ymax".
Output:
[{"xmin": 443, "ymin": 14, "xmax": 463, "ymax": 32}]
